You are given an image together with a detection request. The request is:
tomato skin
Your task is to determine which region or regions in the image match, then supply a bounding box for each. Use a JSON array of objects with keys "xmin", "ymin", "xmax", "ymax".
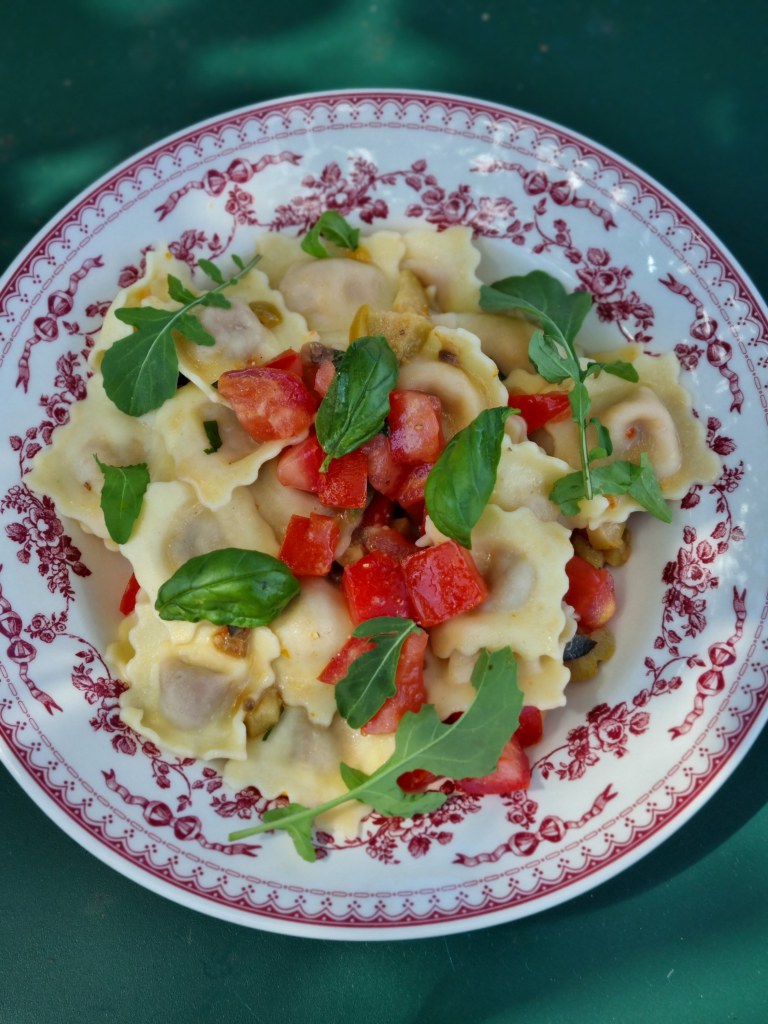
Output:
[
  {"xmin": 218, "ymin": 366, "xmax": 317, "ymax": 442},
  {"xmin": 388, "ymin": 390, "xmax": 445, "ymax": 465},
  {"xmin": 361, "ymin": 491, "xmax": 396, "ymax": 527},
  {"xmin": 119, "ymin": 573, "xmax": 140, "ymax": 615},
  {"xmin": 402, "ymin": 540, "xmax": 488, "ymax": 628},
  {"xmin": 363, "ymin": 631, "xmax": 428, "ymax": 734},
  {"xmin": 392, "ymin": 461, "xmax": 433, "ymax": 527},
  {"xmin": 263, "ymin": 348, "xmax": 303, "ymax": 376},
  {"xmin": 509, "ymin": 391, "xmax": 571, "ymax": 432},
  {"xmin": 362, "ymin": 434, "xmax": 407, "ymax": 499},
  {"xmin": 396, "ymin": 768, "xmax": 436, "ymax": 792},
  {"xmin": 515, "ymin": 705, "xmax": 543, "ymax": 747},
  {"xmin": 457, "ymin": 735, "xmax": 531, "ymax": 794},
  {"xmin": 358, "ymin": 524, "xmax": 418, "ymax": 562},
  {"xmin": 312, "ymin": 360, "xmax": 336, "ymax": 397},
  {"xmin": 565, "ymin": 554, "xmax": 617, "ymax": 633},
  {"xmin": 317, "ymin": 449, "xmax": 369, "ymax": 509},
  {"xmin": 278, "ymin": 513, "xmax": 340, "ymax": 577},
  {"xmin": 342, "ymin": 550, "xmax": 414, "ymax": 623},
  {"xmin": 319, "ymin": 636, "xmax": 374, "ymax": 684},
  {"xmin": 277, "ymin": 433, "xmax": 324, "ymax": 493}
]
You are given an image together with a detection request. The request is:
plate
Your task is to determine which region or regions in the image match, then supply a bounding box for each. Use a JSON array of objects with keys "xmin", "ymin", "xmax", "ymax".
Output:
[{"xmin": 1, "ymin": 90, "xmax": 766, "ymax": 940}]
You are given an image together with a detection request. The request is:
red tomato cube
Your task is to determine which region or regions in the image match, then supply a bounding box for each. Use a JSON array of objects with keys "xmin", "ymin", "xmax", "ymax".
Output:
[
  {"xmin": 277, "ymin": 433, "xmax": 324, "ymax": 493},
  {"xmin": 218, "ymin": 366, "xmax": 317, "ymax": 442},
  {"xmin": 393, "ymin": 462, "xmax": 433, "ymax": 524},
  {"xmin": 565, "ymin": 555, "xmax": 617, "ymax": 633},
  {"xmin": 457, "ymin": 735, "xmax": 531, "ymax": 794},
  {"xmin": 358, "ymin": 524, "xmax": 418, "ymax": 562},
  {"xmin": 263, "ymin": 348, "xmax": 303, "ymax": 377},
  {"xmin": 318, "ymin": 636, "xmax": 374, "ymax": 684},
  {"xmin": 119, "ymin": 573, "xmax": 140, "ymax": 616},
  {"xmin": 317, "ymin": 449, "xmax": 368, "ymax": 509},
  {"xmin": 388, "ymin": 390, "xmax": 445, "ymax": 464},
  {"xmin": 278, "ymin": 513, "xmax": 340, "ymax": 576},
  {"xmin": 341, "ymin": 550, "xmax": 414, "ymax": 623},
  {"xmin": 363, "ymin": 631, "xmax": 428, "ymax": 735},
  {"xmin": 515, "ymin": 705, "xmax": 544, "ymax": 748},
  {"xmin": 361, "ymin": 491, "xmax": 396, "ymax": 527},
  {"xmin": 402, "ymin": 540, "xmax": 488, "ymax": 627},
  {"xmin": 362, "ymin": 434, "xmax": 407, "ymax": 499},
  {"xmin": 509, "ymin": 391, "xmax": 571, "ymax": 432}
]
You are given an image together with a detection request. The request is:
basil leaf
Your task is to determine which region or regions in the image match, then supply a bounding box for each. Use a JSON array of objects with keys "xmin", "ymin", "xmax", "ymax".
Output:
[
  {"xmin": 480, "ymin": 271, "xmax": 593, "ymax": 346},
  {"xmin": 203, "ymin": 419, "xmax": 222, "ymax": 454},
  {"xmin": 229, "ymin": 646, "xmax": 523, "ymax": 855},
  {"xmin": 335, "ymin": 617, "xmax": 422, "ymax": 729},
  {"xmin": 94, "ymin": 456, "xmax": 149, "ymax": 544},
  {"xmin": 301, "ymin": 211, "xmax": 360, "ymax": 259},
  {"xmin": 102, "ymin": 254, "xmax": 260, "ymax": 417},
  {"xmin": 315, "ymin": 335, "xmax": 398, "ymax": 471},
  {"xmin": 425, "ymin": 407, "xmax": 512, "ymax": 548},
  {"xmin": 155, "ymin": 547, "xmax": 299, "ymax": 627}
]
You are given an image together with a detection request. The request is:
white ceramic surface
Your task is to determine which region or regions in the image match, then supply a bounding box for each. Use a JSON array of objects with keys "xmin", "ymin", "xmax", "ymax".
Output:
[{"xmin": 1, "ymin": 90, "xmax": 766, "ymax": 939}]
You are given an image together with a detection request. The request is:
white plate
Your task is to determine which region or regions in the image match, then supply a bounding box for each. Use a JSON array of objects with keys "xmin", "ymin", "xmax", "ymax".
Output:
[{"xmin": 1, "ymin": 90, "xmax": 766, "ymax": 939}]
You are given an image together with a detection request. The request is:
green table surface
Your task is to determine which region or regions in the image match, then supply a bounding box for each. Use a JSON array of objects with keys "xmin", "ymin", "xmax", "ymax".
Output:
[{"xmin": 2, "ymin": 2, "xmax": 766, "ymax": 1022}]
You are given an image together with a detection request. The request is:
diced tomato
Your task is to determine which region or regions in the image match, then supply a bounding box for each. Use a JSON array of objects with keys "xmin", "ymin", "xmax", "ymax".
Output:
[
  {"xmin": 263, "ymin": 348, "xmax": 303, "ymax": 377},
  {"xmin": 362, "ymin": 434, "xmax": 407, "ymax": 499},
  {"xmin": 119, "ymin": 573, "xmax": 140, "ymax": 615},
  {"xmin": 317, "ymin": 449, "xmax": 368, "ymax": 509},
  {"xmin": 509, "ymin": 391, "xmax": 571, "ymax": 432},
  {"xmin": 515, "ymin": 705, "xmax": 544, "ymax": 748},
  {"xmin": 318, "ymin": 636, "xmax": 374, "ymax": 684},
  {"xmin": 311, "ymin": 360, "xmax": 336, "ymax": 397},
  {"xmin": 565, "ymin": 554, "xmax": 617, "ymax": 633},
  {"xmin": 397, "ymin": 768, "xmax": 437, "ymax": 793},
  {"xmin": 363, "ymin": 631, "xmax": 428, "ymax": 734},
  {"xmin": 277, "ymin": 433, "xmax": 324, "ymax": 493},
  {"xmin": 402, "ymin": 540, "xmax": 488, "ymax": 628},
  {"xmin": 388, "ymin": 390, "xmax": 445, "ymax": 465},
  {"xmin": 341, "ymin": 550, "xmax": 414, "ymax": 623},
  {"xmin": 457, "ymin": 735, "xmax": 531, "ymax": 795},
  {"xmin": 278, "ymin": 513, "xmax": 340, "ymax": 576},
  {"xmin": 361, "ymin": 491, "xmax": 396, "ymax": 527},
  {"xmin": 358, "ymin": 524, "xmax": 418, "ymax": 562},
  {"xmin": 218, "ymin": 366, "xmax": 317, "ymax": 442},
  {"xmin": 392, "ymin": 462, "xmax": 433, "ymax": 523}
]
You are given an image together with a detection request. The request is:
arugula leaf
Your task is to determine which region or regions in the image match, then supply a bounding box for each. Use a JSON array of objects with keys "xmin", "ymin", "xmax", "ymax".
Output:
[
  {"xmin": 94, "ymin": 456, "xmax": 149, "ymax": 544},
  {"xmin": 551, "ymin": 454, "xmax": 672, "ymax": 522},
  {"xmin": 229, "ymin": 647, "xmax": 523, "ymax": 860},
  {"xmin": 301, "ymin": 211, "xmax": 360, "ymax": 259},
  {"xmin": 203, "ymin": 420, "xmax": 222, "ymax": 454},
  {"xmin": 480, "ymin": 271, "xmax": 592, "ymax": 346},
  {"xmin": 480, "ymin": 270, "xmax": 670, "ymax": 522},
  {"xmin": 102, "ymin": 254, "xmax": 260, "ymax": 417},
  {"xmin": 155, "ymin": 547, "xmax": 300, "ymax": 628},
  {"xmin": 335, "ymin": 617, "xmax": 423, "ymax": 729},
  {"xmin": 315, "ymin": 335, "xmax": 398, "ymax": 471},
  {"xmin": 425, "ymin": 407, "xmax": 512, "ymax": 548}
]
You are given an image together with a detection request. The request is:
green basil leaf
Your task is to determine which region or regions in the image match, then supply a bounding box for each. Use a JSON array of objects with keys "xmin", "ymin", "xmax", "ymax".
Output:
[
  {"xmin": 203, "ymin": 419, "xmax": 222, "ymax": 454},
  {"xmin": 94, "ymin": 456, "xmax": 150, "ymax": 545},
  {"xmin": 335, "ymin": 617, "xmax": 422, "ymax": 729},
  {"xmin": 102, "ymin": 254, "xmax": 259, "ymax": 417},
  {"xmin": 301, "ymin": 211, "xmax": 360, "ymax": 259},
  {"xmin": 155, "ymin": 547, "xmax": 300, "ymax": 627},
  {"xmin": 425, "ymin": 406, "xmax": 512, "ymax": 548},
  {"xmin": 480, "ymin": 271, "xmax": 593, "ymax": 346},
  {"xmin": 229, "ymin": 646, "xmax": 523, "ymax": 854},
  {"xmin": 315, "ymin": 335, "xmax": 398, "ymax": 470}
]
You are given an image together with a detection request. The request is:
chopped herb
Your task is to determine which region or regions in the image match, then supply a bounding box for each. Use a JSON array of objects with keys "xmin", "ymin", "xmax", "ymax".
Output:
[
  {"xmin": 203, "ymin": 419, "xmax": 222, "ymax": 454},
  {"xmin": 301, "ymin": 211, "xmax": 360, "ymax": 259}
]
